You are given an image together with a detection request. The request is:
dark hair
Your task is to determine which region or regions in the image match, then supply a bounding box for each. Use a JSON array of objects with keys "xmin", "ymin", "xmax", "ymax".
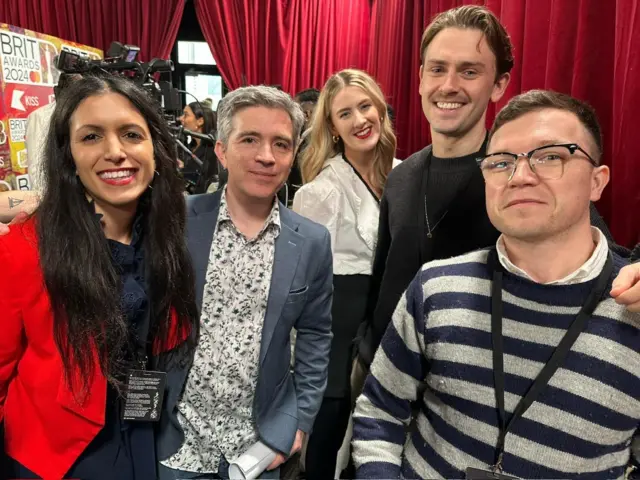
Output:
[
  {"xmin": 188, "ymin": 101, "xmax": 216, "ymax": 134},
  {"xmin": 420, "ymin": 5, "xmax": 514, "ymax": 79},
  {"xmin": 386, "ymin": 104, "xmax": 396, "ymax": 126},
  {"xmin": 295, "ymin": 88, "xmax": 321, "ymax": 104},
  {"xmin": 54, "ymin": 73, "xmax": 81, "ymax": 98},
  {"xmin": 37, "ymin": 75, "xmax": 199, "ymax": 395},
  {"xmin": 490, "ymin": 89, "xmax": 603, "ymax": 161}
]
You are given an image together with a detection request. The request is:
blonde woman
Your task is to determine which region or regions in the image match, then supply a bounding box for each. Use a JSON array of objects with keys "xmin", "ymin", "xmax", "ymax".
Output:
[{"xmin": 293, "ymin": 69, "xmax": 398, "ymax": 480}]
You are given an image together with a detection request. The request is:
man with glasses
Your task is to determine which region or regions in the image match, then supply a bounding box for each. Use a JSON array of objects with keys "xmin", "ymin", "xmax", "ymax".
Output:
[
  {"xmin": 354, "ymin": 5, "xmax": 618, "ymax": 385},
  {"xmin": 352, "ymin": 90, "xmax": 639, "ymax": 479}
]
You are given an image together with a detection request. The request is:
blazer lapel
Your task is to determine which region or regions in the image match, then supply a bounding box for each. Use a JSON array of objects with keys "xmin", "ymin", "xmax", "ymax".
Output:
[
  {"xmin": 186, "ymin": 191, "xmax": 222, "ymax": 312},
  {"xmin": 260, "ymin": 207, "xmax": 304, "ymax": 365}
]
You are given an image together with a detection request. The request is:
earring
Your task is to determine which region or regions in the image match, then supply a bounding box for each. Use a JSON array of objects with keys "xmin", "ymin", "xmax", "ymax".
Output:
[
  {"xmin": 148, "ymin": 170, "xmax": 159, "ymax": 190},
  {"xmin": 332, "ymin": 135, "xmax": 339, "ymax": 144}
]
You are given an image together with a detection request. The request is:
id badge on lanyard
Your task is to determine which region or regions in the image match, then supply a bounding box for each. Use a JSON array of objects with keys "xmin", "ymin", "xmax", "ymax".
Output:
[
  {"xmin": 121, "ymin": 369, "xmax": 167, "ymax": 422},
  {"xmin": 120, "ymin": 350, "xmax": 166, "ymax": 422},
  {"xmin": 469, "ymin": 250, "xmax": 614, "ymax": 478}
]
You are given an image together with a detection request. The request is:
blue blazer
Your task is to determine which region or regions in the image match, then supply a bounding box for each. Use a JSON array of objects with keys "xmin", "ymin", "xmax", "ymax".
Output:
[{"xmin": 157, "ymin": 190, "xmax": 333, "ymax": 459}]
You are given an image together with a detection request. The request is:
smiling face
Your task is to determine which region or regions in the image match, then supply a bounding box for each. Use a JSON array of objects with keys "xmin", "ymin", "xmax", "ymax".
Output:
[
  {"xmin": 485, "ymin": 108, "xmax": 610, "ymax": 242},
  {"xmin": 419, "ymin": 27, "xmax": 509, "ymax": 139},
  {"xmin": 215, "ymin": 106, "xmax": 294, "ymax": 202},
  {"xmin": 329, "ymin": 86, "xmax": 381, "ymax": 159},
  {"xmin": 69, "ymin": 92, "xmax": 155, "ymax": 210}
]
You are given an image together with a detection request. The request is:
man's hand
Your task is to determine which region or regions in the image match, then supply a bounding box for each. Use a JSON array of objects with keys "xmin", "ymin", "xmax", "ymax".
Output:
[
  {"xmin": 0, "ymin": 211, "xmax": 29, "ymax": 236},
  {"xmin": 266, "ymin": 429, "xmax": 305, "ymax": 471},
  {"xmin": 611, "ymin": 263, "xmax": 640, "ymax": 312}
]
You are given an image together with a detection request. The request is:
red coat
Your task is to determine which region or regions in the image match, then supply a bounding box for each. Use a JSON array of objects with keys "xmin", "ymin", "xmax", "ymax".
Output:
[{"xmin": 0, "ymin": 218, "xmax": 187, "ymax": 480}]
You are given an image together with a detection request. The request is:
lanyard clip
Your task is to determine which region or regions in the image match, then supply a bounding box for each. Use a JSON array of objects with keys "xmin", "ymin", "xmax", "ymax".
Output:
[
  {"xmin": 492, "ymin": 452, "xmax": 504, "ymax": 474},
  {"xmin": 138, "ymin": 354, "xmax": 148, "ymax": 371}
]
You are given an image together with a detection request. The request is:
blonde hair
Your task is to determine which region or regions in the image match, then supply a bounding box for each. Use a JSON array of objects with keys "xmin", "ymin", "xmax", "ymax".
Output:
[{"xmin": 300, "ymin": 69, "xmax": 397, "ymax": 194}]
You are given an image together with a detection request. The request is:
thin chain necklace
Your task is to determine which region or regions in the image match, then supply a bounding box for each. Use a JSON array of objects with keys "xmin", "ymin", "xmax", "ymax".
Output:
[
  {"xmin": 424, "ymin": 134, "xmax": 486, "ymax": 238},
  {"xmin": 424, "ymin": 193, "xmax": 448, "ymax": 238}
]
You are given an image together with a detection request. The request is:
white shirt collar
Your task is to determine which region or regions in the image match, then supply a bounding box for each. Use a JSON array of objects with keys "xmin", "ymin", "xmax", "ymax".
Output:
[{"xmin": 496, "ymin": 227, "xmax": 609, "ymax": 285}]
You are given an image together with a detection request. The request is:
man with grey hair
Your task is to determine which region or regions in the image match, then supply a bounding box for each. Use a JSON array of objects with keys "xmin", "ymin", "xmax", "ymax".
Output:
[{"xmin": 157, "ymin": 85, "xmax": 334, "ymax": 479}]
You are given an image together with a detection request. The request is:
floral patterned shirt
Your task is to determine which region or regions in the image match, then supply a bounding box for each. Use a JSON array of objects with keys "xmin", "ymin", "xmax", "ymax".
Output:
[{"xmin": 162, "ymin": 189, "xmax": 280, "ymax": 473}]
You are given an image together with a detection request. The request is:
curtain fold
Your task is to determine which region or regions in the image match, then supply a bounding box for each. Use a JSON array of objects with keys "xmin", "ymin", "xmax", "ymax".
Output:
[
  {"xmin": 194, "ymin": 0, "xmax": 285, "ymax": 90},
  {"xmin": 367, "ymin": 0, "xmax": 427, "ymax": 159},
  {"xmin": 611, "ymin": 0, "xmax": 640, "ymax": 245},
  {"xmin": 368, "ymin": 0, "xmax": 639, "ymax": 246},
  {"xmin": 0, "ymin": 0, "xmax": 184, "ymax": 60},
  {"xmin": 281, "ymin": 0, "xmax": 370, "ymax": 93},
  {"xmin": 195, "ymin": 0, "xmax": 370, "ymax": 95}
]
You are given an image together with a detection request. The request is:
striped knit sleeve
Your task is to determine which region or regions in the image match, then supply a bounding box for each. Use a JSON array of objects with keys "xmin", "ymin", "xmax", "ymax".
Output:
[{"xmin": 352, "ymin": 271, "xmax": 428, "ymax": 479}]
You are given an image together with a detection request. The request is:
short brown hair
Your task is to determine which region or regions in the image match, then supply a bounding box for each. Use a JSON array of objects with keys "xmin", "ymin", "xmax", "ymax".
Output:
[
  {"xmin": 490, "ymin": 89, "xmax": 603, "ymax": 160},
  {"xmin": 420, "ymin": 5, "xmax": 514, "ymax": 78}
]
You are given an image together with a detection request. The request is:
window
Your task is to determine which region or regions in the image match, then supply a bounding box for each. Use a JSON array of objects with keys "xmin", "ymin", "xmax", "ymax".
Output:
[
  {"xmin": 177, "ymin": 41, "xmax": 216, "ymax": 65},
  {"xmin": 172, "ymin": 1, "xmax": 228, "ymax": 114},
  {"xmin": 185, "ymin": 73, "xmax": 223, "ymax": 109}
]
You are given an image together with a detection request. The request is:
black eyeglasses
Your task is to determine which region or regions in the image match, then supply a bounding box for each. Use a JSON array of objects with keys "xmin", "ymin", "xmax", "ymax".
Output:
[{"xmin": 477, "ymin": 143, "xmax": 598, "ymax": 185}]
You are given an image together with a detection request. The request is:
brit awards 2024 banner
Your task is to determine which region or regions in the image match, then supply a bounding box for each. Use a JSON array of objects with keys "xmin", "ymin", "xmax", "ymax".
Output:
[{"xmin": 0, "ymin": 24, "xmax": 102, "ymax": 191}]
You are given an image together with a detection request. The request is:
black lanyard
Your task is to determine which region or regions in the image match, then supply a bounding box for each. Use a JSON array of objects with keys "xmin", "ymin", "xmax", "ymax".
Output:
[
  {"xmin": 487, "ymin": 249, "xmax": 614, "ymax": 473},
  {"xmin": 342, "ymin": 153, "xmax": 380, "ymax": 204}
]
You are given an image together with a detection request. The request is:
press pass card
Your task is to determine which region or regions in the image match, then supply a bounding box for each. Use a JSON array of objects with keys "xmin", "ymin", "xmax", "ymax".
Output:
[{"xmin": 122, "ymin": 370, "xmax": 167, "ymax": 421}]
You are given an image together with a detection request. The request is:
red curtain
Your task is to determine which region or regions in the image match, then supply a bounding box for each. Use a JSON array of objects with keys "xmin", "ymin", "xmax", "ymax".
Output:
[
  {"xmin": 611, "ymin": 0, "xmax": 640, "ymax": 246},
  {"xmin": 195, "ymin": 0, "xmax": 371, "ymax": 95},
  {"xmin": 281, "ymin": 0, "xmax": 370, "ymax": 93},
  {"xmin": 0, "ymin": 0, "xmax": 184, "ymax": 60},
  {"xmin": 368, "ymin": 0, "xmax": 640, "ymax": 246},
  {"xmin": 194, "ymin": 0, "xmax": 286, "ymax": 90}
]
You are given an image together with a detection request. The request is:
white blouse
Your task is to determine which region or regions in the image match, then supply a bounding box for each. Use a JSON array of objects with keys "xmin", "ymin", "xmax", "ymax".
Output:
[{"xmin": 293, "ymin": 154, "xmax": 400, "ymax": 276}]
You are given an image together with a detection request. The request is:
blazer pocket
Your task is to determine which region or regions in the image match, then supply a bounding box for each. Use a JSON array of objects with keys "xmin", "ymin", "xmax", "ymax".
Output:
[{"xmin": 286, "ymin": 285, "xmax": 308, "ymax": 304}]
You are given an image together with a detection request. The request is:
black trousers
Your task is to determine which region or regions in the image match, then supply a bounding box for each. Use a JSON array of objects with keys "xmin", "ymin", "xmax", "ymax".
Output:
[
  {"xmin": 306, "ymin": 275, "xmax": 370, "ymax": 480},
  {"xmin": 305, "ymin": 395, "xmax": 351, "ymax": 480}
]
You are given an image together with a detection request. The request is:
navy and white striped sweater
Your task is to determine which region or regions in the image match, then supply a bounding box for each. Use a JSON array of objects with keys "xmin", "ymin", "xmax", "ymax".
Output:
[{"xmin": 352, "ymin": 248, "xmax": 640, "ymax": 479}]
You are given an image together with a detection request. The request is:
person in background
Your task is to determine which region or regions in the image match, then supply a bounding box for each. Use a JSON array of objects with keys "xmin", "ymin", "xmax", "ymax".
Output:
[
  {"xmin": 178, "ymin": 102, "xmax": 219, "ymax": 193},
  {"xmin": 293, "ymin": 69, "xmax": 398, "ymax": 480},
  {"xmin": 0, "ymin": 75, "xmax": 199, "ymax": 480},
  {"xmin": 157, "ymin": 86, "xmax": 333, "ymax": 480},
  {"xmin": 386, "ymin": 104, "xmax": 396, "ymax": 129},
  {"xmin": 295, "ymin": 88, "xmax": 321, "ymax": 132},
  {"xmin": 26, "ymin": 73, "xmax": 82, "ymax": 192},
  {"xmin": 194, "ymin": 109, "xmax": 221, "ymax": 194},
  {"xmin": 279, "ymin": 88, "xmax": 321, "ymax": 207},
  {"xmin": 355, "ymin": 5, "xmax": 617, "ymax": 393},
  {"xmin": 353, "ymin": 89, "xmax": 639, "ymax": 479},
  {"xmin": 0, "ymin": 74, "xmax": 84, "ymax": 235}
]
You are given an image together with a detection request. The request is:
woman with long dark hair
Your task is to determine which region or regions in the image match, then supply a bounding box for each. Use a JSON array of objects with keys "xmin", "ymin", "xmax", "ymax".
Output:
[
  {"xmin": 0, "ymin": 75, "xmax": 199, "ymax": 480},
  {"xmin": 178, "ymin": 101, "xmax": 220, "ymax": 193}
]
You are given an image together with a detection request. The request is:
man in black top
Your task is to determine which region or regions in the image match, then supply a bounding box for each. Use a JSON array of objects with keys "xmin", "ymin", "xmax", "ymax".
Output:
[{"xmin": 355, "ymin": 5, "xmax": 616, "ymax": 373}]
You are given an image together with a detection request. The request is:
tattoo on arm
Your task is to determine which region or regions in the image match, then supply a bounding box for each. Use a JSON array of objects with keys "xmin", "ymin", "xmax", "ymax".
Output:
[{"xmin": 8, "ymin": 197, "xmax": 24, "ymax": 209}]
